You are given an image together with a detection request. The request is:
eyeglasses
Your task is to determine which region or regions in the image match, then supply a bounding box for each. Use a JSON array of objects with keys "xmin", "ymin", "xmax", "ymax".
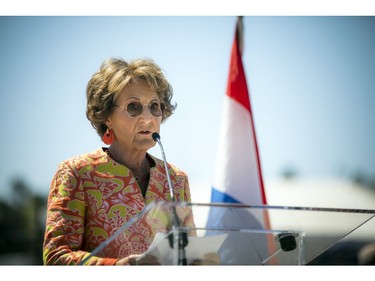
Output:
[{"xmin": 114, "ymin": 101, "xmax": 165, "ymax": 118}]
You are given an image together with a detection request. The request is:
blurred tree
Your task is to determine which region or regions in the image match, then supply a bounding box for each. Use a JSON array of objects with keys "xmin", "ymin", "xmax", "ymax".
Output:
[
  {"xmin": 351, "ymin": 171, "xmax": 375, "ymax": 191},
  {"xmin": 0, "ymin": 178, "xmax": 46, "ymax": 264}
]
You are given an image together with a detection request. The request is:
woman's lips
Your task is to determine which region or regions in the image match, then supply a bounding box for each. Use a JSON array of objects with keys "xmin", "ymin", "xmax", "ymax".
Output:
[{"xmin": 138, "ymin": 130, "xmax": 152, "ymax": 135}]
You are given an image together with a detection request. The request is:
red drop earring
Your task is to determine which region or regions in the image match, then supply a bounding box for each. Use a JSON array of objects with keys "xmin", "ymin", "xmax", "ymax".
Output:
[{"xmin": 102, "ymin": 128, "xmax": 114, "ymax": 145}]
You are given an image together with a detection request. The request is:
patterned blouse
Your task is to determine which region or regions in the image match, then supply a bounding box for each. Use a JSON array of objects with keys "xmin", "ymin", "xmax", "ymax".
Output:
[{"xmin": 43, "ymin": 148, "xmax": 195, "ymax": 265}]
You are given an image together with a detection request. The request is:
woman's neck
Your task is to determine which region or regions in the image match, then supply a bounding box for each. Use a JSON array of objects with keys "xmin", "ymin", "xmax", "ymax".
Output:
[{"xmin": 107, "ymin": 144, "xmax": 149, "ymax": 176}]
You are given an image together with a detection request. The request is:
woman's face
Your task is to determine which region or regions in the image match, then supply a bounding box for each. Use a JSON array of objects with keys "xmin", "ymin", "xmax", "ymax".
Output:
[{"xmin": 106, "ymin": 82, "xmax": 163, "ymax": 153}]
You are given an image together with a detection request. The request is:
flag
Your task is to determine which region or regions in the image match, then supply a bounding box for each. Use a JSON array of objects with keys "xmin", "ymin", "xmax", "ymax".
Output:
[
  {"xmin": 206, "ymin": 17, "xmax": 271, "ymax": 265},
  {"xmin": 210, "ymin": 16, "xmax": 267, "ymax": 207}
]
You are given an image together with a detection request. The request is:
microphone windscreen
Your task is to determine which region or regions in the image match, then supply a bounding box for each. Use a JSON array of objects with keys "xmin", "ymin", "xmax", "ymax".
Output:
[{"xmin": 152, "ymin": 132, "xmax": 160, "ymax": 141}]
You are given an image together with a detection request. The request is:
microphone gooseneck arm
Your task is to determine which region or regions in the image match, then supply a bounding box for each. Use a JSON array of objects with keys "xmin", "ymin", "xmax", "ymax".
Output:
[
  {"xmin": 152, "ymin": 132, "xmax": 175, "ymax": 202},
  {"xmin": 152, "ymin": 132, "xmax": 188, "ymax": 265}
]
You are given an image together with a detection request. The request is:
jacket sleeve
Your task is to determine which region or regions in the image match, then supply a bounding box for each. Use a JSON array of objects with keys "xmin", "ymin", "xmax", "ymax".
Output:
[{"xmin": 42, "ymin": 161, "xmax": 117, "ymax": 265}]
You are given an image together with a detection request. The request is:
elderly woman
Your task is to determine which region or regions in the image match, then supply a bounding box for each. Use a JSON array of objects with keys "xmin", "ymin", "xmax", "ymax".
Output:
[{"xmin": 43, "ymin": 58, "xmax": 195, "ymax": 265}]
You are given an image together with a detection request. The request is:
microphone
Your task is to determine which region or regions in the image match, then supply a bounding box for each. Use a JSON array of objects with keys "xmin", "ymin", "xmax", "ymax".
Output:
[
  {"xmin": 152, "ymin": 132, "xmax": 179, "ymax": 227},
  {"xmin": 152, "ymin": 132, "xmax": 188, "ymax": 265},
  {"xmin": 152, "ymin": 132, "xmax": 175, "ymax": 201}
]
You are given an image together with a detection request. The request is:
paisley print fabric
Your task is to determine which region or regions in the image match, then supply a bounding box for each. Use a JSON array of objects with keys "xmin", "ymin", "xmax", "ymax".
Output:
[{"xmin": 43, "ymin": 148, "xmax": 194, "ymax": 265}]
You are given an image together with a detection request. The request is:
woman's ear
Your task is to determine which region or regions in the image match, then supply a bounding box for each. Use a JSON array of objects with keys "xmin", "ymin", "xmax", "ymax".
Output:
[{"xmin": 105, "ymin": 116, "xmax": 112, "ymax": 129}]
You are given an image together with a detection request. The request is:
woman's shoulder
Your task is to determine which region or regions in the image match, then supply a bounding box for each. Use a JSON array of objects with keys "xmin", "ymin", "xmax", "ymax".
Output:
[{"xmin": 58, "ymin": 148, "xmax": 108, "ymax": 170}]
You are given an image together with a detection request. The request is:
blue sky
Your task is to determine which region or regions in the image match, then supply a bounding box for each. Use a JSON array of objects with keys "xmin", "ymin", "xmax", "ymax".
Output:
[{"xmin": 1, "ymin": 16, "xmax": 375, "ymax": 200}]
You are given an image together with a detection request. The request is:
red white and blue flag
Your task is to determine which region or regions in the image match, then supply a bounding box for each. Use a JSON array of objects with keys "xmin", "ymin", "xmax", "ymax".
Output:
[
  {"xmin": 210, "ymin": 16, "xmax": 267, "ymax": 209},
  {"xmin": 206, "ymin": 16, "xmax": 270, "ymax": 265}
]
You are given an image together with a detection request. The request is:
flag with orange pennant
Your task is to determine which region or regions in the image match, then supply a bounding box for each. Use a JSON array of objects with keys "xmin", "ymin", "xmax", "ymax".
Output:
[{"xmin": 206, "ymin": 16, "xmax": 273, "ymax": 265}]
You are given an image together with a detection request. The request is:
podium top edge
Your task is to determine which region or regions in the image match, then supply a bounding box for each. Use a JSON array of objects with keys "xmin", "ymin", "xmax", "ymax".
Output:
[{"xmin": 164, "ymin": 201, "xmax": 375, "ymax": 214}]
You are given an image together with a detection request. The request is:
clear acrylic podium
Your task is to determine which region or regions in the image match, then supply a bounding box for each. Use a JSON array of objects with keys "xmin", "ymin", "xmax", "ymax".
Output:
[{"xmin": 84, "ymin": 201, "xmax": 375, "ymax": 265}]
